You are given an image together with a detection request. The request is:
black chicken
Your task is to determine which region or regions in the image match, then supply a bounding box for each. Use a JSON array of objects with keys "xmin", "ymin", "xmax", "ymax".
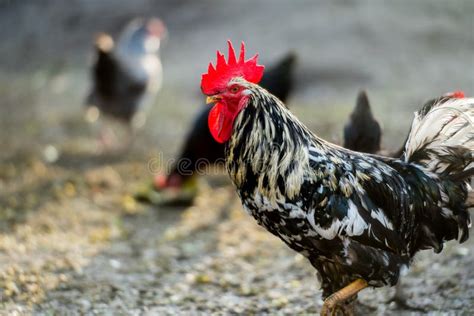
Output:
[
  {"xmin": 85, "ymin": 18, "xmax": 166, "ymax": 146},
  {"xmin": 343, "ymin": 90, "xmax": 382, "ymax": 154},
  {"xmin": 202, "ymin": 41, "xmax": 473, "ymax": 315},
  {"xmin": 153, "ymin": 52, "xmax": 297, "ymax": 196}
]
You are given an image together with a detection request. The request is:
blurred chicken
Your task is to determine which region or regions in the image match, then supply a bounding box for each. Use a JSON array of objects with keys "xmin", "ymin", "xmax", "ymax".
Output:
[
  {"xmin": 85, "ymin": 18, "xmax": 166, "ymax": 149},
  {"xmin": 139, "ymin": 52, "xmax": 296, "ymax": 205},
  {"xmin": 343, "ymin": 90, "xmax": 382, "ymax": 154}
]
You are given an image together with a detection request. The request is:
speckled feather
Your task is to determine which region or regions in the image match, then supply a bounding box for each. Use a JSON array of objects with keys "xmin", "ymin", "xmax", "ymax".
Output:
[{"xmin": 224, "ymin": 79, "xmax": 473, "ymax": 298}]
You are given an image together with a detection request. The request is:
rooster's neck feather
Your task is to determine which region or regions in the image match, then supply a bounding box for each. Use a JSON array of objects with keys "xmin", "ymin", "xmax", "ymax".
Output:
[{"xmin": 226, "ymin": 85, "xmax": 329, "ymax": 200}]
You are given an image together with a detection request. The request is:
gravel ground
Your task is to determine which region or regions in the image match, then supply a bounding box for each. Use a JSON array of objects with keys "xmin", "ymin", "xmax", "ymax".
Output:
[{"xmin": 0, "ymin": 1, "xmax": 473, "ymax": 315}]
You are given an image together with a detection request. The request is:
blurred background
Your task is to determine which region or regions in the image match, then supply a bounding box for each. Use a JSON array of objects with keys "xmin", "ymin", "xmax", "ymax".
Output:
[{"xmin": 0, "ymin": 0, "xmax": 473, "ymax": 314}]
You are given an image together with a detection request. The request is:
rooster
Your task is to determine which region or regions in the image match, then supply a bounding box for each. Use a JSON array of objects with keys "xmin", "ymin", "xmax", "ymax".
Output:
[
  {"xmin": 85, "ymin": 18, "xmax": 166, "ymax": 148},
  {"xmin": 202, "ymin": 41, "xmax": 473, "ymax": 315}
]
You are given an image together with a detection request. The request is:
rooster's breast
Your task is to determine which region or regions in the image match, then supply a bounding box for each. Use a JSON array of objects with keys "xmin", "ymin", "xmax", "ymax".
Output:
[{"xmin": 239, "ymin": 190, "xmax": 325, "ymax": 257}]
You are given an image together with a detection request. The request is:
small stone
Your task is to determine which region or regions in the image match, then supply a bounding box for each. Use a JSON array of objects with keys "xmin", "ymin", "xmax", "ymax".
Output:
[
  {"xmin": 79, "ymin": 299, "xmax": 92, "ymax": 310},
  {"xmin": 122, "ymin": 195, "xmax": 138, "ymax": 214},
  {"xmin": 63, "ymin": 182, "xmax": 76, "ymax": 197},
  {"xmin": 193, "ymin": 273, "xmax": 211, "ymax": 284},
  {"xmin": 455, "ymin": 247, "xmax": 469, "ymax": 256},
  {"xmin": 272, "ymin": 296, "xmax": 289, "ymax": 308},
  {"xmin": 109, "ymin": 259, "xmax": 122, "ymax": 269},
  {"xmin": 42, "ymin": 145, "xmax": 60, "ymax": 163},
  {"xmin": 5, "ymin": 281, "xmax": 20, "ymax": 296}
]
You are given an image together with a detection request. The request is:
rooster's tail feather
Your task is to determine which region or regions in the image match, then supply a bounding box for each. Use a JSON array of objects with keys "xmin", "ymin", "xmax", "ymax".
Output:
[
  {"xmin": 403, "ymin": 96, "xmax": 473, "ymax": 249},
  {"xmin": 403, "ymin": 96, "xmax": 473, "ymax": 171}
]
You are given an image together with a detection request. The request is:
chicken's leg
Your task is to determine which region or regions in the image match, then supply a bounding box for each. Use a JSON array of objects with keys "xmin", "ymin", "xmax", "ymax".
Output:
[
  {"xmin": 321, "ymin": 279, "xmax": 368, "ymax": 316},
  {"xmin": 386, "ymin": 281, "xmax": 426, "ymax": 312}
]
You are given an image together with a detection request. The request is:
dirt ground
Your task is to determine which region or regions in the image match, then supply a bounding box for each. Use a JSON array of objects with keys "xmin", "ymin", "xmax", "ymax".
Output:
[{"xmin": 1, "ymin": 1, "xmax": 473, "ymax": 315}]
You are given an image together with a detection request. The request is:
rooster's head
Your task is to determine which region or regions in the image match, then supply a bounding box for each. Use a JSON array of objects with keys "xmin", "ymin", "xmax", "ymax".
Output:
[{"xmin": 201, "ymin": 41, "xmax": 264, "ymax": 143}]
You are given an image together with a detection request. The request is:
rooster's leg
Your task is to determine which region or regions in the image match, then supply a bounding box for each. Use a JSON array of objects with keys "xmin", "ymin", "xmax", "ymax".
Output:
[
  {"xmin": 320, "ymin": 279, "xmax": 367, "ymax": 316},
  {"xmin": 386, "ymin": 282, "xmax": 426, "ymax": 312}
]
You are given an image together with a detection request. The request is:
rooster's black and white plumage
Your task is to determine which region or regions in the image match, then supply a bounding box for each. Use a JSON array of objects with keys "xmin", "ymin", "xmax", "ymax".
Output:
[
  {"xmin": 230, "ymin": 83, "xmax": 472, "ymax": 313},
  {"xmin": 201, "ymin": 41, "xmax": 473, "ymax": 315}
]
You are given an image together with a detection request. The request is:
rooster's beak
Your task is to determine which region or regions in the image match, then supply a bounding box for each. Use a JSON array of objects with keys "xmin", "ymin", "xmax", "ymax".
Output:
[{"xmin": 206, "ymin": 95, "xmax": 221, "ymax": 104}]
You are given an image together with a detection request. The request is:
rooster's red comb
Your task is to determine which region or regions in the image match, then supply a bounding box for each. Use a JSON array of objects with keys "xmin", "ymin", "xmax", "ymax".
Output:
[
  {"xmin": 444, "ymin": 90, "xmax": 465, "ymax": 99},
  {"xmin": 201, "ymin": 40, "xmax": 265, "ymax": 95}
]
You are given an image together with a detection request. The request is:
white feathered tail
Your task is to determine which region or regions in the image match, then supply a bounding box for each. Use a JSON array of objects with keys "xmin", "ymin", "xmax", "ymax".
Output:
[
  {"xmin": 403, "ymin": 96, "xmax": 474, "ymax": 175},
  {"xmin": 402, "ymin": 95, "xmax": 473, "ymax": 246}
]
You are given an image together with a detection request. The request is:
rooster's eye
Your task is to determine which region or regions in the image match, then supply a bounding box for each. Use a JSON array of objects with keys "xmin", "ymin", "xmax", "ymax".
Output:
[{"xmin": 230, "ymin": 86, "xmax": 240, "ymax": 93}]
